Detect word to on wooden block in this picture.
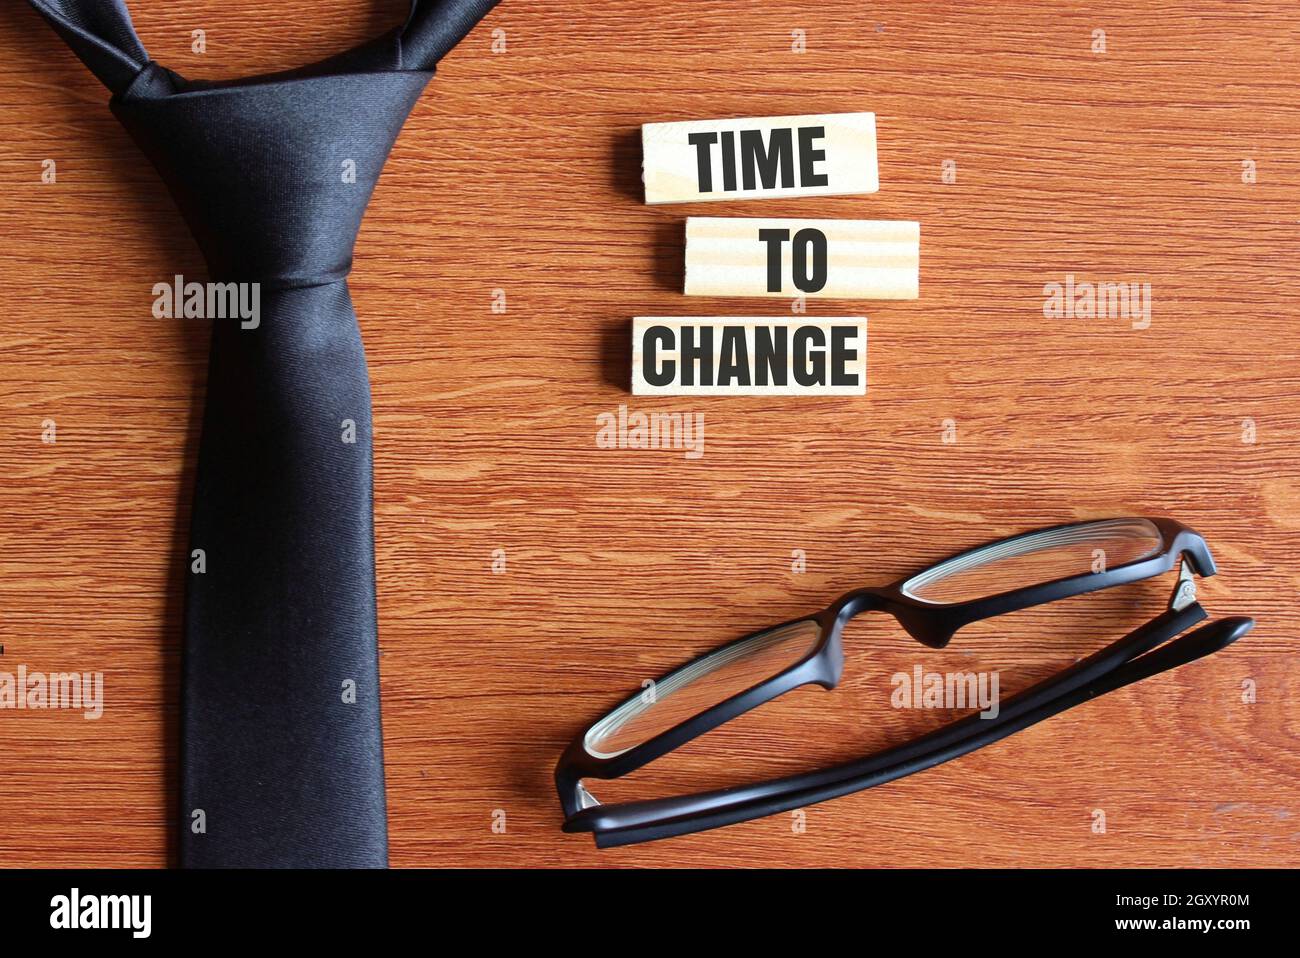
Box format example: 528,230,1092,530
642,112,879,204
684,217,919,300
632,317,867,396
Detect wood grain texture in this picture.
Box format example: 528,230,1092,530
0,0,1297,869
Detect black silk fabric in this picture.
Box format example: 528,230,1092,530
28,0,499,867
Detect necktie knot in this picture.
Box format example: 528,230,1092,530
112,65,433,288
30,0,501,288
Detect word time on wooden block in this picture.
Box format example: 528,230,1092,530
684,216,919,300
631,317,867,396
642,112,879,204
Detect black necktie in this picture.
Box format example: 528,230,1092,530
28,0,499,868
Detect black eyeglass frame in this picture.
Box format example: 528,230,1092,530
556,516,1228,845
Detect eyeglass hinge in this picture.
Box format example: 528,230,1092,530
1170,558,1197,611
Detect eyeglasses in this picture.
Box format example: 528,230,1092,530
555,517,1253,847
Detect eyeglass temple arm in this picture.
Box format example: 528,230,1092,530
576,606,1253,847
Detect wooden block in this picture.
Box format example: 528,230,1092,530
684,217,919,300
631,317,867,396
642,112,879,204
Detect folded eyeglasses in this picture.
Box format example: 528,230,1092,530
556,517,1253,847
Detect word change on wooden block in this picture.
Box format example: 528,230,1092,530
684,217,919,300
642,112,879,204
631,317,867,396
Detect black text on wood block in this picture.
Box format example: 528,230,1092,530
642,112,879,204
632,317,868,396
684,217,919,300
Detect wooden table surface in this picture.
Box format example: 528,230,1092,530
1,0,1296,868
